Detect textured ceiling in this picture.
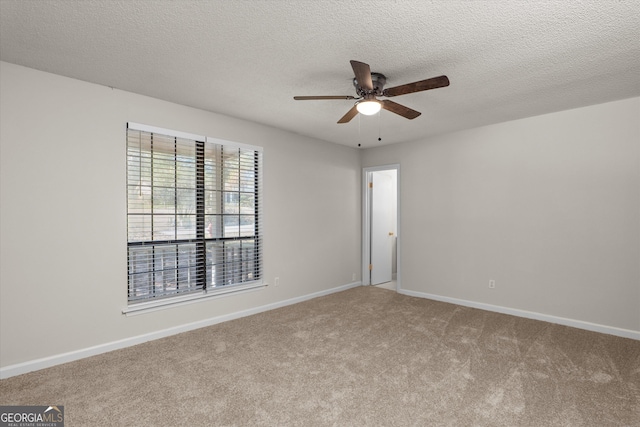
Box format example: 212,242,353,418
1,0,639,148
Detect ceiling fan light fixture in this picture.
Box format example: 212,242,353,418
356,100,381,116
294,60,449,124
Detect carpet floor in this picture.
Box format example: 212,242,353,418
1,286,639,426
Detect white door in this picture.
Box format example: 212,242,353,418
371,171,394,285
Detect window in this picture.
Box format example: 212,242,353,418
126,123,263,308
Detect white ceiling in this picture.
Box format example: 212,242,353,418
1,0,639,148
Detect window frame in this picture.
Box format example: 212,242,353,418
123,123,264,315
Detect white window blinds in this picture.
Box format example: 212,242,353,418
126,123,263,305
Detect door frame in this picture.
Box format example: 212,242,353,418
362,164,401,289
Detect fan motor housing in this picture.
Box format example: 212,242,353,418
353,72,387,95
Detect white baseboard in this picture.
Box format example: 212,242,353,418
398,288,640,341
0,281,361,379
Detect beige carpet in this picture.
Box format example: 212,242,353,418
1,286,639,426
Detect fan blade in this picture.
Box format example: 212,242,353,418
337,105,359,124
381,100,421,119
383,75,449,97
294,95,356,100
350,60,373,91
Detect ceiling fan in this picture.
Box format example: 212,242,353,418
294,60,449,123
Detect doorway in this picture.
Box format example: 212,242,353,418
362,165,400,290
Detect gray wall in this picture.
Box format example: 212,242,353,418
363,97,640,332
0,62,362,369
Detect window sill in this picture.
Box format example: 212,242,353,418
122,281,267,316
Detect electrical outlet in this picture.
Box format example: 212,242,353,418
489,279,496,289
274,277,280,286
352,273,357,281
